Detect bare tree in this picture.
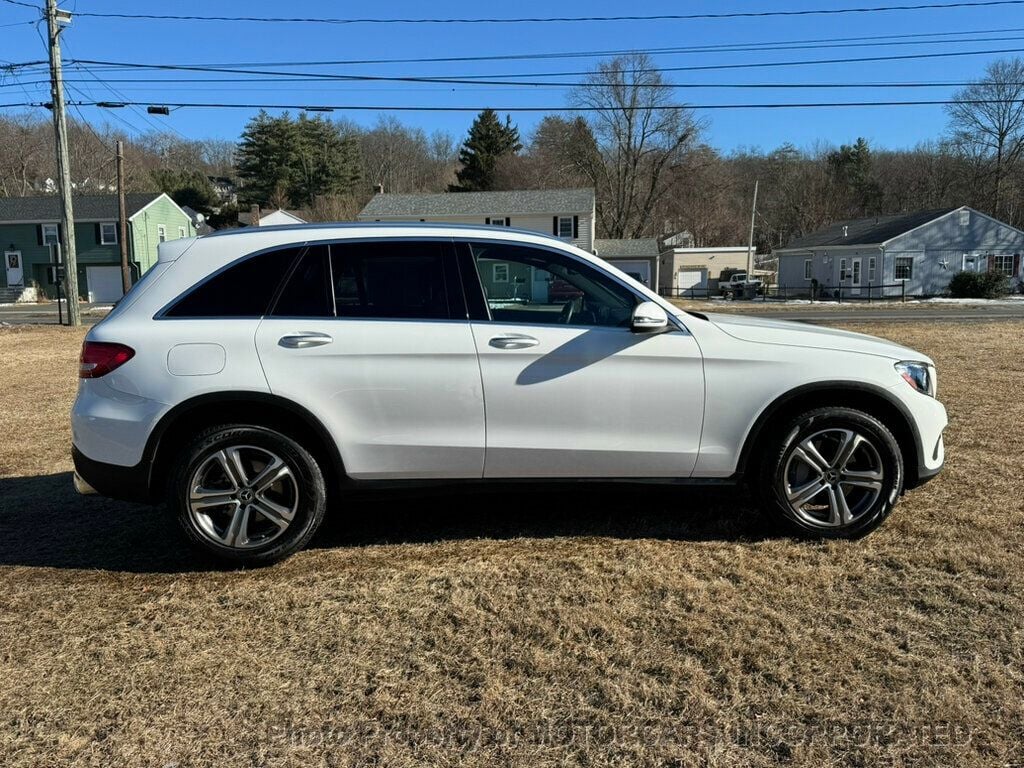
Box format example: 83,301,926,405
0,115,49,196
358,117,456,194
569,53,701,238
946,57,1024,220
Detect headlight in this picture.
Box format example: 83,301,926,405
895,361,935,397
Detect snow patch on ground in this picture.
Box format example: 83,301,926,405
921,296,1024,305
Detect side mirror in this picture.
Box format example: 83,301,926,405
631,301,669,333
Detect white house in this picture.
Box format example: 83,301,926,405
357,188,596,252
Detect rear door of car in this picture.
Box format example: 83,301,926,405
255,238,485,480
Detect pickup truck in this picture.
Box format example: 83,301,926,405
719,273,764,297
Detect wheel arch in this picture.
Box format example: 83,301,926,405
736,381,923,488
144,391,346,502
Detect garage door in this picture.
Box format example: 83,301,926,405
677,269,707,290
85,266,124,303
606,259,651,286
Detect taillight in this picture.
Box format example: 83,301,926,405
79,341,135,378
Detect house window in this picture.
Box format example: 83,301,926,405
492,263,509,283
100,222,117,245
959,209,970,227
894,256,914,281
157,225,166,242
868,257,876,282
991,254,1015,275
487,217,509,227
803,259,812,280
42,223,59,246
178,226,186,239
839,258,848,281
557,216,574,239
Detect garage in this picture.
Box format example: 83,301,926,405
593,238,660,289
606,259,651,286
85,266,124,303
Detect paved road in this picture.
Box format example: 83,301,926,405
2,301,1023,327
0,302,109,326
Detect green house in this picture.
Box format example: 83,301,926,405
0,193,196,303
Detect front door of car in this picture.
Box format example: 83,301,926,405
461,240,705,478
255,240,485,480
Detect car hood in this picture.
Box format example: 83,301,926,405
698,311,932,363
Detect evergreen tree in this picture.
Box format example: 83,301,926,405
236,111,362,209
450,109,522,192
828,137,883,216
291,114,362,207
236,111,298,206
150,168,217,214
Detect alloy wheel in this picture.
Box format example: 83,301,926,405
782,428,885,529
187,445,299,550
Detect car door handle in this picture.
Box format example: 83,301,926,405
489,334,539,350
278,332,333,349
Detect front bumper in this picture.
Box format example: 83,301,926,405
72,444,154,503
906,433,944,490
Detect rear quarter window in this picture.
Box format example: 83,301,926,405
163,246,303,318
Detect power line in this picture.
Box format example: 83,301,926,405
0,0,40,9
61,39,189,139
66,0,1024,25
0,97,1016,112
5,77,1014,90
67,46,1024,86
117,26,1024,68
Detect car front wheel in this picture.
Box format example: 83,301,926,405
172,425,327,565
760,407,904,539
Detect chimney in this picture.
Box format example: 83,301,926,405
250,203,260,227
375,183,385,194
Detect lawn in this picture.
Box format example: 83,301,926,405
0,321,1022,766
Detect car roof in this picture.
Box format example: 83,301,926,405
201,220,568,244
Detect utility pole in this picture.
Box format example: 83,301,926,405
116,140,131,294
746,179,759,278
45,0,80,325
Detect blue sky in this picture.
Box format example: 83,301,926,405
2,0,1022,153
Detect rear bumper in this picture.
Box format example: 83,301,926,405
72,444,154,503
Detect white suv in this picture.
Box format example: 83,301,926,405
72,224,947,564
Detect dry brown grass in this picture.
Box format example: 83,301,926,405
668,297,1024,313
1,322,1022,767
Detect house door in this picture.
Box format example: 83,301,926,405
4,251,23,287
850,257,862,295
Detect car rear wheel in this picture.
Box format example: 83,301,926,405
760,407,904,539
172,425,327,565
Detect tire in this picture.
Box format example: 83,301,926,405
171,424,327,565
758,407,904,539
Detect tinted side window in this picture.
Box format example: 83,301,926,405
469,242,636,328
165,246,301,318
330,241,451,320
271,245,333,317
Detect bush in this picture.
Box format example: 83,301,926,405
947,270,1010,298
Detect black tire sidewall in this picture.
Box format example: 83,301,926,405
172,425,327,565
762,407,904,539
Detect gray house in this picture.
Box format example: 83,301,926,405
775,206,1024,297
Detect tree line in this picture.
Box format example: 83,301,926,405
1,54,1022,249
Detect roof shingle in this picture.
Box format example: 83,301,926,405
593,238,660,257
780,207,959,249
0,193,163,223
